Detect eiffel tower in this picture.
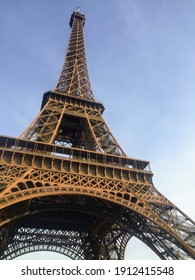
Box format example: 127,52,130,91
0,9,195,260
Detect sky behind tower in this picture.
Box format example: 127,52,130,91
0,0,195,260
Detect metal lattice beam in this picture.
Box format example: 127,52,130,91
0,10,195,260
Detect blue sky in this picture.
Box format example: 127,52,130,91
0,0,195,260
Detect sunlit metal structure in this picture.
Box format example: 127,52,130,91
0,10,195,260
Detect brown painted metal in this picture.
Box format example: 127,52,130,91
0,10,195,260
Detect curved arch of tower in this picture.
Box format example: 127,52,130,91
0,10,195,260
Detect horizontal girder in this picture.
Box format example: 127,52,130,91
0,140,195,259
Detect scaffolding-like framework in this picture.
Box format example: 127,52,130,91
0,11,194,260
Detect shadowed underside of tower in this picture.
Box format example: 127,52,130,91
0,10,194,260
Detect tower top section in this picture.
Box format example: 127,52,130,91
69,10,85,28
55,10,95,101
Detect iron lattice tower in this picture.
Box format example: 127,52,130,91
0,10,195,260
